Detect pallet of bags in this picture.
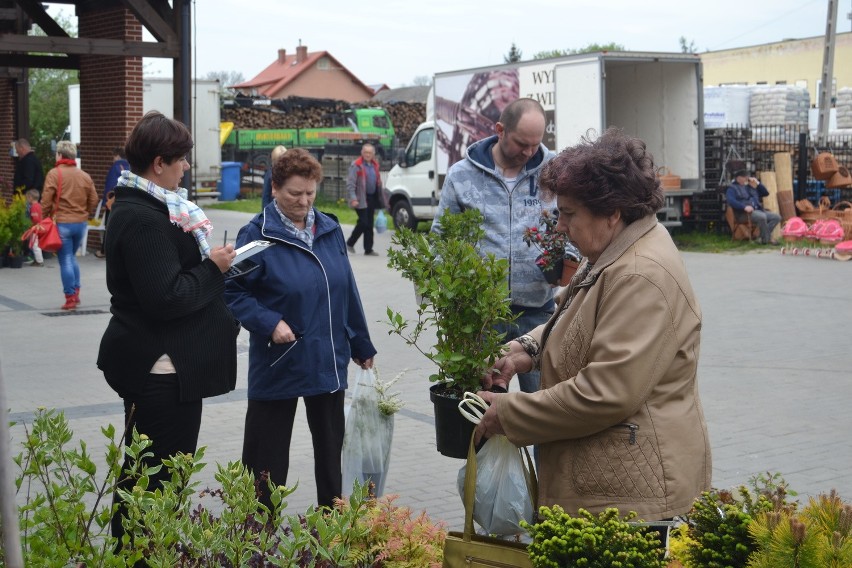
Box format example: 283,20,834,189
836,88,852,130
749,85,809,126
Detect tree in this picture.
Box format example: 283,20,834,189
504,43,523,63
533,49,570,59
205,70,245,100
533,42,626,60
679,36,697,54
27,13,78,168
411,75,432,87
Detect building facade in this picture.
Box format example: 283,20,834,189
701,32,852,105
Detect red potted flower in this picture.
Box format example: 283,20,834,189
522,209,581,286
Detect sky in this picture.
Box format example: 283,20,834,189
50,0,850,89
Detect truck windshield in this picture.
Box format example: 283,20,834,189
407,128,433,166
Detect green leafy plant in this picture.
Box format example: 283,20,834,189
5,194,31,256
668,472,794,568
3,408,448,567
385,208,517,394
0,198,12,254
521,505,666,568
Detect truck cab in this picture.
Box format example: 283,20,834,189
385,120,441,229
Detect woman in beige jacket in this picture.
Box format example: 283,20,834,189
476,128,711,529
41,140,98,310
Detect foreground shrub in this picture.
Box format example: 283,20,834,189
748,489,852,568
3,408,445,567
522,506,666,568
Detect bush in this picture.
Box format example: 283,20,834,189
522,506,666,568
3,408,446,567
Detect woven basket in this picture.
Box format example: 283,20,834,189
811,152,839,180
826,166,852,189
659,167,681,190
830,202,852,238
795,197,827,223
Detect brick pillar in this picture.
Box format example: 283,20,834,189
0,79,18,202
78,7,143,251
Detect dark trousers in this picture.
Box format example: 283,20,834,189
347,192,380,253
111,373,202,545
242,390,345,510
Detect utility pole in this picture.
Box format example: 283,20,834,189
0,363,23,567
817,0,839,147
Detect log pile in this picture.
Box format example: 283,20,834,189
222,103,350,130
379,102,426,145
222,97,427,146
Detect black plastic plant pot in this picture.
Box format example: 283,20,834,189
429,383,475,459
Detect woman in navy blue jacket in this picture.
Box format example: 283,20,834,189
225,148,377,510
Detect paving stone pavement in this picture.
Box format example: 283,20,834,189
1,206,850,532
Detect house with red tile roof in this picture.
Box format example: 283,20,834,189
231,44,376,103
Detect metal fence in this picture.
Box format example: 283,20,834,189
705,124,852,202
690,125,852,235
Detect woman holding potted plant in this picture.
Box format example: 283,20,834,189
475,128,712,532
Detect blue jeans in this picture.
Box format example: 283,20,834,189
57,222,87,294
494,303,554,393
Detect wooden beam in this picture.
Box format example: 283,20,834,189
120,0,176,43
0,67,26,79
0,33,178,58
0,53,80,70
15,0,69,38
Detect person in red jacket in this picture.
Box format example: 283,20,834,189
24,188,44,266
345,144,388,256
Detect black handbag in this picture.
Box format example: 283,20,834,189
442,433,537,568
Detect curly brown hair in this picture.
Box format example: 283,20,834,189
271,148,322,188
539,128,664,225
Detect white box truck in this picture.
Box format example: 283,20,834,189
385,51,705,229
67,78,221,193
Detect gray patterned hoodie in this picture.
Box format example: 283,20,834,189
432,135,556,309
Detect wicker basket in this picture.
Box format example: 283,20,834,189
659,167,681,190
811,152,839,180
830,201,852,238
795,197,829,224
826,166,852,189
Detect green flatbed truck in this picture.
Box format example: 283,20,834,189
221,106,395,174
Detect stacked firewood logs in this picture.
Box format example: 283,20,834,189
378,102,426,145
222,98,426,146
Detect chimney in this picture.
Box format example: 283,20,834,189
278,49,287,64
296,45,307,63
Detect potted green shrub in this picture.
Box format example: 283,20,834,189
6,194,31,267
522,506,667,567
386,208,516,459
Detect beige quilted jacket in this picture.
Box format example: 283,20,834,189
496,214,712,521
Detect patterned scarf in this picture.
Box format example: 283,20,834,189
116,170,213,258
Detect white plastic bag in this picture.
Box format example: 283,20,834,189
457,434,533,535
342,368,394,496
375,209,388,234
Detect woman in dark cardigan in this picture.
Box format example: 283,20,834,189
97,111,238,545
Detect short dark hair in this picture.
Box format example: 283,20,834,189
539,127,664,225
498,98,546,133
112,146,126,159
124,111,193,174
271,148,322,187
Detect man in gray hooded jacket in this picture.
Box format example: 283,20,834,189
432,98,556,394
